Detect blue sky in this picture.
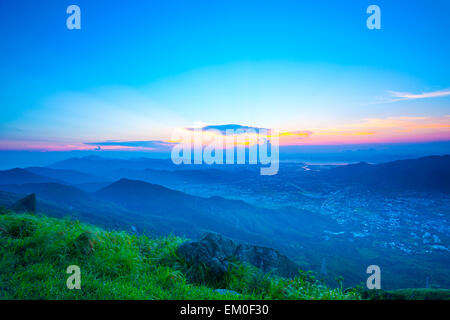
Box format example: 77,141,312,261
0,0,449,152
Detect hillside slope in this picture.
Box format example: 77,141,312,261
0,211,359,300
324,155,450,193
0,168,61,185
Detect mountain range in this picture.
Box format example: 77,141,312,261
0,154,449,289
323,155,450,193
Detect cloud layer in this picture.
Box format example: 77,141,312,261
389,89,450,101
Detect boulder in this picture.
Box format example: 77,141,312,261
214,289,240,296
12,193,36,213
178,232,300,279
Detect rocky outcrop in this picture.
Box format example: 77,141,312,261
178,232,300,279
214,289,240,296
12,193,36,213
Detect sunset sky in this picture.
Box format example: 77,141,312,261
1,0,449,152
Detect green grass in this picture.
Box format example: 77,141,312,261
0,210,362,300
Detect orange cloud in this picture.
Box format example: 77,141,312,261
280,116,450,145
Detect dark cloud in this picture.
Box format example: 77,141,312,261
84,140,175,148
186,124,268,135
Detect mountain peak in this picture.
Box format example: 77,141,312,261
0,168,58,185
97,178,175,195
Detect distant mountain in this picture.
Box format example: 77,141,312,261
73,182,112,192
25,166,107,185
107,168,255,188
0,168,61,185
0,183,149,233
49,156,178,175
0,182,100,210
0,178,340,255
96,178,269,219
325,155,450,193
94,178,341,246
95,178,194,208
0,190,73,218
94,178,258,239
49,155,260,181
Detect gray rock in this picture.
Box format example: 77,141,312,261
178,232,300,279
214,289,240,296
12,193,36,213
